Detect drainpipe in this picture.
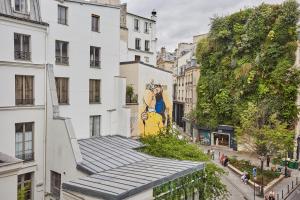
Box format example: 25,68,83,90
43,24,49,199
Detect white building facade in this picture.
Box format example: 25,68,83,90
0,0,48,199
120,4,157,66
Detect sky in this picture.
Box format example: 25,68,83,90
121,0,290,51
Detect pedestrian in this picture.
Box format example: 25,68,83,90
224,156,229,167
211,149,215,160
220,153,224,165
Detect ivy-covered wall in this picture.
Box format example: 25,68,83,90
196,0,300,129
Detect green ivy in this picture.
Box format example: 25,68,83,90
196,0,300,129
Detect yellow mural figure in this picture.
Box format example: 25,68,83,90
139,80,172,136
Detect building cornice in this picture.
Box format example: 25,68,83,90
0,13,48,27
127,12,156,23
128,48,154,55
63,0,121,9
0,105,45,111
0,61,45,69
120,61,172,74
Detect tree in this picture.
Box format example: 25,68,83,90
140,127,229,200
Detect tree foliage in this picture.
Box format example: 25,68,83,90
140,128,229,200
196,0,300,131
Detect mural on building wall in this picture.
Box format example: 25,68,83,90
139,80,172,136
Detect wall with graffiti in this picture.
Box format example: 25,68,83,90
138,80,172,136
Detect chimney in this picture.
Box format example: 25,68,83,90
120,3,127,28
151,9,157,21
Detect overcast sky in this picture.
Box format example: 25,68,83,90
121,0,292,51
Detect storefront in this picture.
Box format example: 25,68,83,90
211,125,237,151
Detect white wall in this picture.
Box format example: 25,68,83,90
40,0,126,139
0,173,18,200
125,14,157,65
0,17,47,200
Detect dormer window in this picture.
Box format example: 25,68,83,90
14,0,28,14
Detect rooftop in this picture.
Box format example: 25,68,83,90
0,152,22,167
63,136,204,200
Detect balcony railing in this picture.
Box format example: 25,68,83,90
16,152,34,162
56,56,69,65
145,48,150,52
16,98,34,105
15,50,31,61
90,60,101,68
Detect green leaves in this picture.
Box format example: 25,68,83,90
196,0,300,130
140,128,229,200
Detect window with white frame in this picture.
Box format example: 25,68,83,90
144,22,149,33
14,0,29,13
145,40,150,52
15,122,34,162
58,5,68,25
134,18,139,31
91,14,100,32
135,38,141,50
55,77,69,104
55,40,69,65
15,75,34,105
14,33,31,60
90,46,101,68
18,172,33,200
90,115,101,137
89,79,101,104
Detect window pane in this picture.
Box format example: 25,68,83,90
23,36,30,52
14,34,21,52
55,41,60,57
15,0,20,11
62,42,68,57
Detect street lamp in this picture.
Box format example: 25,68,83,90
258,156,266,196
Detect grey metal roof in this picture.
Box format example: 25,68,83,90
63,136,204,200
0,0,46,25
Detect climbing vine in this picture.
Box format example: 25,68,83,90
196,0,300,129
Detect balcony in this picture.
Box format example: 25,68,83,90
90,60,101,68
56,56,69,65
15,98,34,105
16,152,34,162
14,51,31,61
145,48,150,52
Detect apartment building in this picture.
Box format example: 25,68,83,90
0,0,48,199
0,1,204,199
120,4,157,65
157,47,176,72
173,35,206,129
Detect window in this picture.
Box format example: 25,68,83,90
134,55,140,62
55,40,69,65
18,173,33,200
89,79,101,104
135,38,141,50
58,5,67,25
145,40,150,52
90,46,101,68
14,33,30,60
144,56,149,63
144,22,149,33
91,15,100,32
51,171,61,200
90,115,101,137
15,123,34,162
15,0,28,13
134,19,139,31
55,77,69,104
15,75,34,105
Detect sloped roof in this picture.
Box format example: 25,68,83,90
63,136,204,200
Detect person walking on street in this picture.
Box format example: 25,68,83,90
211,149,215,160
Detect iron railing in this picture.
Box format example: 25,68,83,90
15,50,31,61
56,56,69,65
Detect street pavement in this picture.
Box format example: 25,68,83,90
199,145,300,200
286,184,300,200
